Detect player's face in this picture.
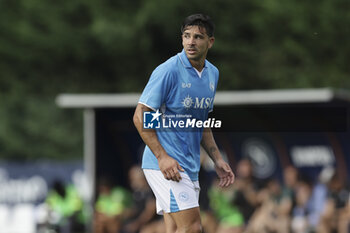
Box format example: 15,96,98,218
182,26,215,63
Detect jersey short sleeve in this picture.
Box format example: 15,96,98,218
208,67,219,113
139,66,174,110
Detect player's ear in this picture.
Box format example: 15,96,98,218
208,37,215,49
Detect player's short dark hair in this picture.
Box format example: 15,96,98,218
181,14,215,37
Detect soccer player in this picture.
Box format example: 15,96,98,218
133,14,235,233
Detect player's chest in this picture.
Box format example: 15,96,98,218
169,72,216,110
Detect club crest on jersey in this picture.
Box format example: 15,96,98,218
210,82,215,92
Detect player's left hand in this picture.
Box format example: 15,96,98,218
214,159,235,187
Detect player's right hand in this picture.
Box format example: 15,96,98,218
158,154,184,182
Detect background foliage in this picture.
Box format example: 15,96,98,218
0,0,349,159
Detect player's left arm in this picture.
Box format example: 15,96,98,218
201,127,235,187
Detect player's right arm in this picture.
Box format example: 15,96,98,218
133,103,184,182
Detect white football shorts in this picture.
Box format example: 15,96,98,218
143,169,200,215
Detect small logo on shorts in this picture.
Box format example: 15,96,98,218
178,192,189,202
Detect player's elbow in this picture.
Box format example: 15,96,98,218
133,104,143,129
133,108,140,128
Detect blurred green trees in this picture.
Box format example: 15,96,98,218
0,0,349,159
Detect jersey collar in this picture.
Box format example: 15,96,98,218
178,49,208,69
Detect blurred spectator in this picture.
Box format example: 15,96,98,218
208,180,244,233
94,177,132,233
246,179,289,233
121,165,161,233
281,166,299,210
207,158,260,233
290,176,313,233
278,165,299,231
44,179,85,233
245,166,298,233
318,172,350,233
304,166,333,232
232,159,260,223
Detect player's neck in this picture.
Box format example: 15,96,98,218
189,59,205,72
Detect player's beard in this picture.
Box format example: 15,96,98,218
186,47,207,62
185,47,199,60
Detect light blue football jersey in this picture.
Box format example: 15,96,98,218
139,49,219,181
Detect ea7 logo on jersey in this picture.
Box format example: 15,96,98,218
182,82,191,88
143,110,161,129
